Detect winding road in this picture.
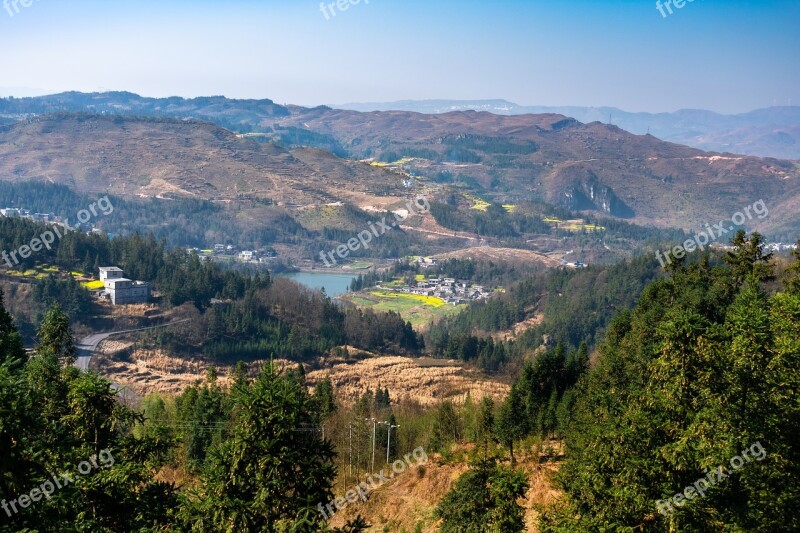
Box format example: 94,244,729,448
75,319,191,371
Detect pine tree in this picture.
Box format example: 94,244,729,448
787,238,800,295
0,288,25,365
36,302,76,364
179,364,337,531
724,230,775,288
495,385,526,465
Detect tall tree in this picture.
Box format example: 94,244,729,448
179,365,337,531
36,302,76,364
0,288,25,365
494,385,526,465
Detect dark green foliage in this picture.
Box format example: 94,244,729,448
314,377,338,421
0,181,279,249
724,230,775,287
33,274,94,321
0,289,25,365
541,234,800,532
426,255,663,375
785,238,800,295
35,303,76,364
494,385,527,464
435,457,528,533
269,125,348,156
518,255,663,350
0,301,177,532
430,401,463,453
175,375,229,472
201,280,420,362
0,294,370,532
441,134,539,155
177,364,338,531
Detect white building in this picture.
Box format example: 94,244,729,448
99,267,151,305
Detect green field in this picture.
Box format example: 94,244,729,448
347,261,374,270
343,290,467,328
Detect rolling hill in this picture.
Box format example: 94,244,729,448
335,99,800,160
275,107,800,235
1,93,799,241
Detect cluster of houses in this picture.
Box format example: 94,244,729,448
187,245,278,263
0,207,103,234
416,257,439,269
0,207,57,221
765,242,799,253
383,277,490,306
212,244,278,262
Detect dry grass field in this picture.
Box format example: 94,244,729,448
306,355,509,407
326,442,563,533
92,340,509,407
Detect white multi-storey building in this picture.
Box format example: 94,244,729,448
99,267,151,305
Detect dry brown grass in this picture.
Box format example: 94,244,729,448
307,355,509,407
92,340,298,395
433,246,562,268
327,455,467,532
327,442,564,532
92,337,509,408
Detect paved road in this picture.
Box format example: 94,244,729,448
75,319,191,371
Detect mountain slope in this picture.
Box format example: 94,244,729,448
0,114,406,207
334,100,800,160
275,107,800,234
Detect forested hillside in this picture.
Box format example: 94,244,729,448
538,234,800,531
1,231,798,531
0,216,420,360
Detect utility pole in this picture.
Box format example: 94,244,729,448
386,423,400,464
365,418,377,473
349,424,353,484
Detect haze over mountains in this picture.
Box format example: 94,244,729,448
335,99,800,160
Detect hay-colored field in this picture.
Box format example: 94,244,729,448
327,440,562,533
93,340,298,396
307,355,508,407
433,246,561,268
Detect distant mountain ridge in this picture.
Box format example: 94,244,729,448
2,93,800,239
334,100,800,160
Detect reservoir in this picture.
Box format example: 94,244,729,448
281,271,359,297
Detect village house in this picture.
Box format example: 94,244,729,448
99,266,151,305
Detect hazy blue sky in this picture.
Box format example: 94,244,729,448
0,0,798,113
